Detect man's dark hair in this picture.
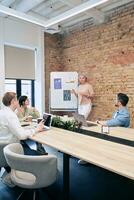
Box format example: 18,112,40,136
18,95,28,106
2,92,16,106
117,93,129,106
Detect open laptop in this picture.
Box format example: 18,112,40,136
73,112,97,127
43,113,53,130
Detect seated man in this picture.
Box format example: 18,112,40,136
0,92,44,186
0,92,44,143
97,93,130,127
79,93,130,165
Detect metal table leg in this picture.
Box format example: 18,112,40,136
63,153,70,200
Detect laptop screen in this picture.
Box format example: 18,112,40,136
43,113,52,129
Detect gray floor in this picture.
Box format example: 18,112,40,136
0,141,134,200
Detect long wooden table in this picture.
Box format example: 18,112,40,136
30,126,134,200
85,121,134,141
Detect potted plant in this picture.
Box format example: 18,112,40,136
52,116,77,131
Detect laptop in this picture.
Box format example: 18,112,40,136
73,112,97,127
43,113,53,130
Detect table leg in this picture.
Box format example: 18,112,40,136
63,153,70,200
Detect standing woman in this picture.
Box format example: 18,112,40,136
72,74,94,165
72,74,94,119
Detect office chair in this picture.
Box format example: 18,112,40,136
0,141,10,173
4,143,57,200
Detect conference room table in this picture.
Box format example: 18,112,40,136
85,121,134,141
29,125,134,200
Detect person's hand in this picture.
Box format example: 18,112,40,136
96,120,100,125
96,120,107,126
35,120,44,132
23,116,29,122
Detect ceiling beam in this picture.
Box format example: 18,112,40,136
59,0,105,24
33,0,58,13
88,8,105,24
62,8,105,27
28,11,48,21
37,2,64,17
0,0,15,17
59,0,81,7
61,14,92,28
0,4,46,26
0,0,109,28
47,6,69,18
0,0,15,6
101,0,134,11
44,0,109,27
14,0,44,13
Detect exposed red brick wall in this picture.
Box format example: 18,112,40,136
45,4,134,127
44,33,63,111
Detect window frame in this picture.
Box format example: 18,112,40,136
5,78,35,106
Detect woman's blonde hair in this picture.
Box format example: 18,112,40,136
79,74,88,82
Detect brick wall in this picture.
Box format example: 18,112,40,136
44,4,134,127
44,33,63,110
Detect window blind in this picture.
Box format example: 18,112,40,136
5,45,35,80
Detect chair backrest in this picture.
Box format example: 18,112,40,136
0,141,10,168
4,143,57,189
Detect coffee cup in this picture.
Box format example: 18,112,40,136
27,115,32,122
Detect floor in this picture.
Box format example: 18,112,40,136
0,142,134,200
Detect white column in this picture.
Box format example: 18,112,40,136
35,28,45,115
0,17,5,108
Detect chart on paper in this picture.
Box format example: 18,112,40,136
50,72,78,111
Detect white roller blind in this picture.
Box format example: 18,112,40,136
5,45,35,79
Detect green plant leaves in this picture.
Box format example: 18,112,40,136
52,116,76,131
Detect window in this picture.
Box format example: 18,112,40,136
5,79,35,106
5,79,16,92
21,80,32,106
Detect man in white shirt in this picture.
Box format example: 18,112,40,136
0,92,45,187
0,92,44,143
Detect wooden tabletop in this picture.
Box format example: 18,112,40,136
30,127,134,180
84,121,134,141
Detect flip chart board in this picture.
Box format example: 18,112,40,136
50,72,78,110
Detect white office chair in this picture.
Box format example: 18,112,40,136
0,141,10,173
4,143,58,200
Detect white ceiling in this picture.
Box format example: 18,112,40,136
0,0,133,34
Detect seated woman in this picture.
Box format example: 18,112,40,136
17,95,40,121
16,95,47,154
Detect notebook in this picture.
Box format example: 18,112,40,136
73,112,97,127
43,113,53,130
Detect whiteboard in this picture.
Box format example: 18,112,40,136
50,72,78,110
